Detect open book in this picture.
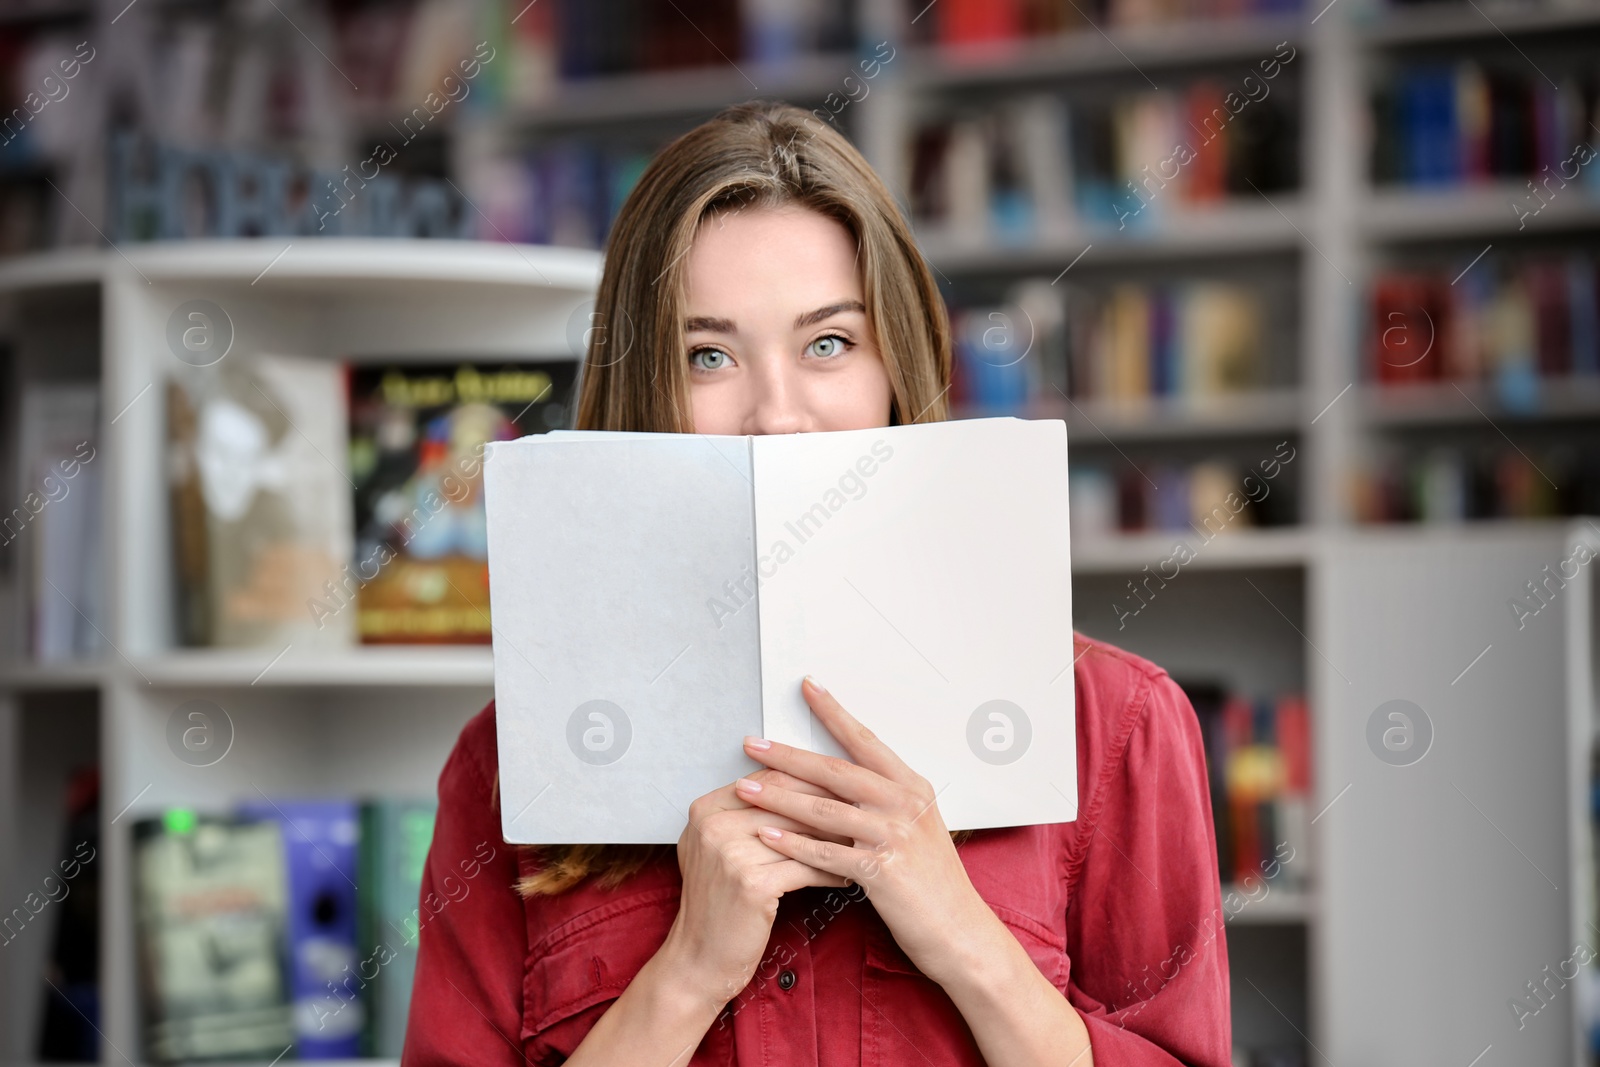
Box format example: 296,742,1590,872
484,417,1075,844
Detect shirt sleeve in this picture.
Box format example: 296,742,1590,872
1064,669,1233,1066
402,703,529,1067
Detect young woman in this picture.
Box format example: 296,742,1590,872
403,101,1231,1066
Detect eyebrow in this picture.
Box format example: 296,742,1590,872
684,300,866,335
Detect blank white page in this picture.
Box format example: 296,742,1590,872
750,419,1077,829
486,434,764,844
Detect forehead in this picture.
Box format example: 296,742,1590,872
683,205,862,314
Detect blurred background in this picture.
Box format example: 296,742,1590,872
0,0,1598,1064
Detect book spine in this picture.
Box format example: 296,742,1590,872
1571,257,1598,376
1380,59,1593,190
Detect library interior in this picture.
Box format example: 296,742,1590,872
0,0,1598,1064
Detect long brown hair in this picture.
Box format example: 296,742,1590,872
518,100,957,896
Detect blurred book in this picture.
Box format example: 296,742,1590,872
347,361,575,643
394,0,478,106
358,800,437,1057
166,356,355,649
952,276,1277,413
1061,452,1299,536
910,82,1299,240
1069,466,1118,543
133,797,437,1061
742,0,855,63
1372,60,1598,191
235,799,363,1059
331,2,413,108
949,279,1072,412
1351,443,1600,524
15,381,101,662
504,0,559,107
35,766,101,1062
911,0,1304,39
133,811,294,1064
1367,251,1599,392
554,0,742,77
1178,682,1312,892
485,139,656,248
0,33,95,172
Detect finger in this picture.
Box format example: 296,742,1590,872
762,857,851,894
735,776,879,844
724,805,853,847
684,815,828,881
757,825,877,883
741,734,892,808
749,767,849,802
800,675,919,786
693,771,847,821
689,795,852,847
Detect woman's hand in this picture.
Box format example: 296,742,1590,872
567,770,853,1067
584,680,1093,1067
732,675,994,986
658,769,852,1014
732,679,1099,1066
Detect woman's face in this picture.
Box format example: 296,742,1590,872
682,204,894,436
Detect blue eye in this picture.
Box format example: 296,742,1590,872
689,348,730,371
807,334,851,358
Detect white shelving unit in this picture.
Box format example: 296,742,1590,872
0,239,597,1064
1362,377,1600,427
882,2,1600,1063
915,201,1306,268
1315,522,1599,1065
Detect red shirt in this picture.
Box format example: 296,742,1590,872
403,633,1232,1066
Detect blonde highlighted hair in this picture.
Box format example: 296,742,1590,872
518,100,957,897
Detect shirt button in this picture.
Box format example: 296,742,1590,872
777,969,797,991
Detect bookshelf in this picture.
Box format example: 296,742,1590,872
1069,526,1313,572
916,202,1306,267
1361,377,1600,427
501,51,862,127
0,239,593,1064
1,0,1598,1064
959,387,1305,439
1362,184,1600,239
1358,1,1600,43
132,647,499,689
896,11,1308,82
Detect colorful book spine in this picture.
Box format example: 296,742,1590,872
1352,445,1600,524
133,812,294,1063
1066,450,1299,537
1369,252,1600,390
950,278,1273,410
911,0,1307,40
359,800,438,1057
1180,685,1313,890
131,797,441,1060
236,800,364,1059
951,307,1034,411
936,0,1021,44
909,80,1298,237
1376,60,1598,188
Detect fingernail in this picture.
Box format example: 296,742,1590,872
744,735,772,750
804,675,827,695
736,777,762,793
759,826,783,841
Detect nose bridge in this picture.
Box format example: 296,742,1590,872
746,342,804,433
